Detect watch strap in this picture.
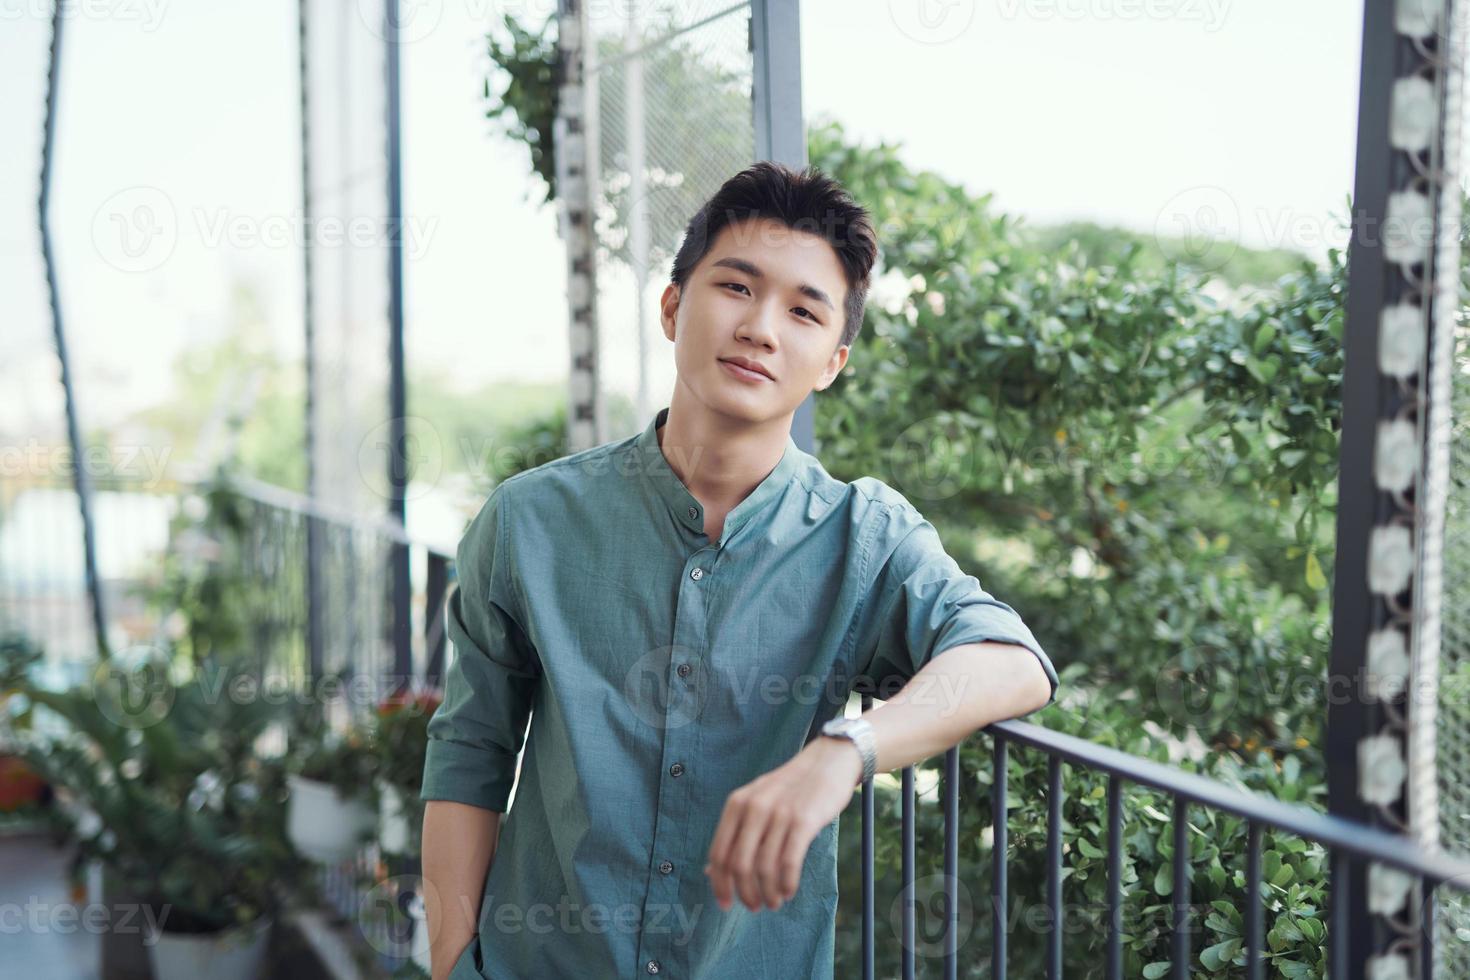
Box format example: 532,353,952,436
826,716,877,784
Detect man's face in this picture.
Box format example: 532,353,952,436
659,216,851,426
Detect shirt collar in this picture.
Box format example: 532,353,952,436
633,405,802,545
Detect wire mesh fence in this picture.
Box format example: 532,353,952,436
583,0,757,440
302,0,393,525
1434,275,1470,977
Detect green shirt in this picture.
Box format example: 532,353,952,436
422,406,1058,980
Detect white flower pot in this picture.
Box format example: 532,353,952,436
286,774,375,863
377,779,414,856
147,915,271,980
410,894,432,973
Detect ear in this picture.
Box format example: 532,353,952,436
659,283,681,342
814,343,850,392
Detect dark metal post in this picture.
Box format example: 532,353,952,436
39,4,109,659
1326,0,1462,971
749,0,813,455
424,552,448,686
298,0,324,683
385,0,412,688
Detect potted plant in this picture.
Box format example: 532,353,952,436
370,688,442,858
285,700,379,863
2,646,303,980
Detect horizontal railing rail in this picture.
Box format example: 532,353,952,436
858,697,1468,980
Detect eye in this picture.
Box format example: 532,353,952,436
719,282,750,295
793,307,817,322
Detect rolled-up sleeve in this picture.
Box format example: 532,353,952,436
421,480,540,812
850,504,1058,709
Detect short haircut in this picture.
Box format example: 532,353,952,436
670,161,878,349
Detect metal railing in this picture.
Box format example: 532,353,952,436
9,472,1470,975
0,474,453,709
853,692,1470,979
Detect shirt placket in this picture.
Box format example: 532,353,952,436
636,504,715,979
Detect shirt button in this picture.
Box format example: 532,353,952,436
676,663,691,677
659,860,674,874
646,960,661,974
669,762,685,777
690,568,704,581
687,506,698,519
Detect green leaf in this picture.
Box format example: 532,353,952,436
1154,862,1172,897
1304,551,1326,590
1201,938,1242,970
1142,963,1171,979
1252,322,1276,354
1263,850,1282,884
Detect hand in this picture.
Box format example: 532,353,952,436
703,737,863,913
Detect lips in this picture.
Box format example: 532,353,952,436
719,356,775,380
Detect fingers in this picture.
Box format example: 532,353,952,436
756,818,796,910
726,798,774,912
777,818,810,902
707,793,814,913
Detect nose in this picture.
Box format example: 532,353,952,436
735,297,780,350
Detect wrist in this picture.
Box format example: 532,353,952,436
817,728,870,787
813,735,864,786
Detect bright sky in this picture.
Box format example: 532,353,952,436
2,0,1368,445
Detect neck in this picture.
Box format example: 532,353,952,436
657,382,790,508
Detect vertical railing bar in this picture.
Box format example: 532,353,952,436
1172,795,1190,979
1047,753,1063,980
384,0,413,689
861,692,874,980
1107,775,1123,980
1329,849,1348,980
902,764,915,980
298,0,323,687
992,736,1008,980
1420,885,1434,980
1246,820,1263,980
424,551,449,685
944,745,958,980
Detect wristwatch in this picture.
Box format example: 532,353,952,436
820,716,878,785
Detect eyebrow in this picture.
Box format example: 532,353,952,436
709,256,836,313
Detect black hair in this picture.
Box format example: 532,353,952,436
669,161,878,349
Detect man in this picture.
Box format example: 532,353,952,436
420,161,1059,980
